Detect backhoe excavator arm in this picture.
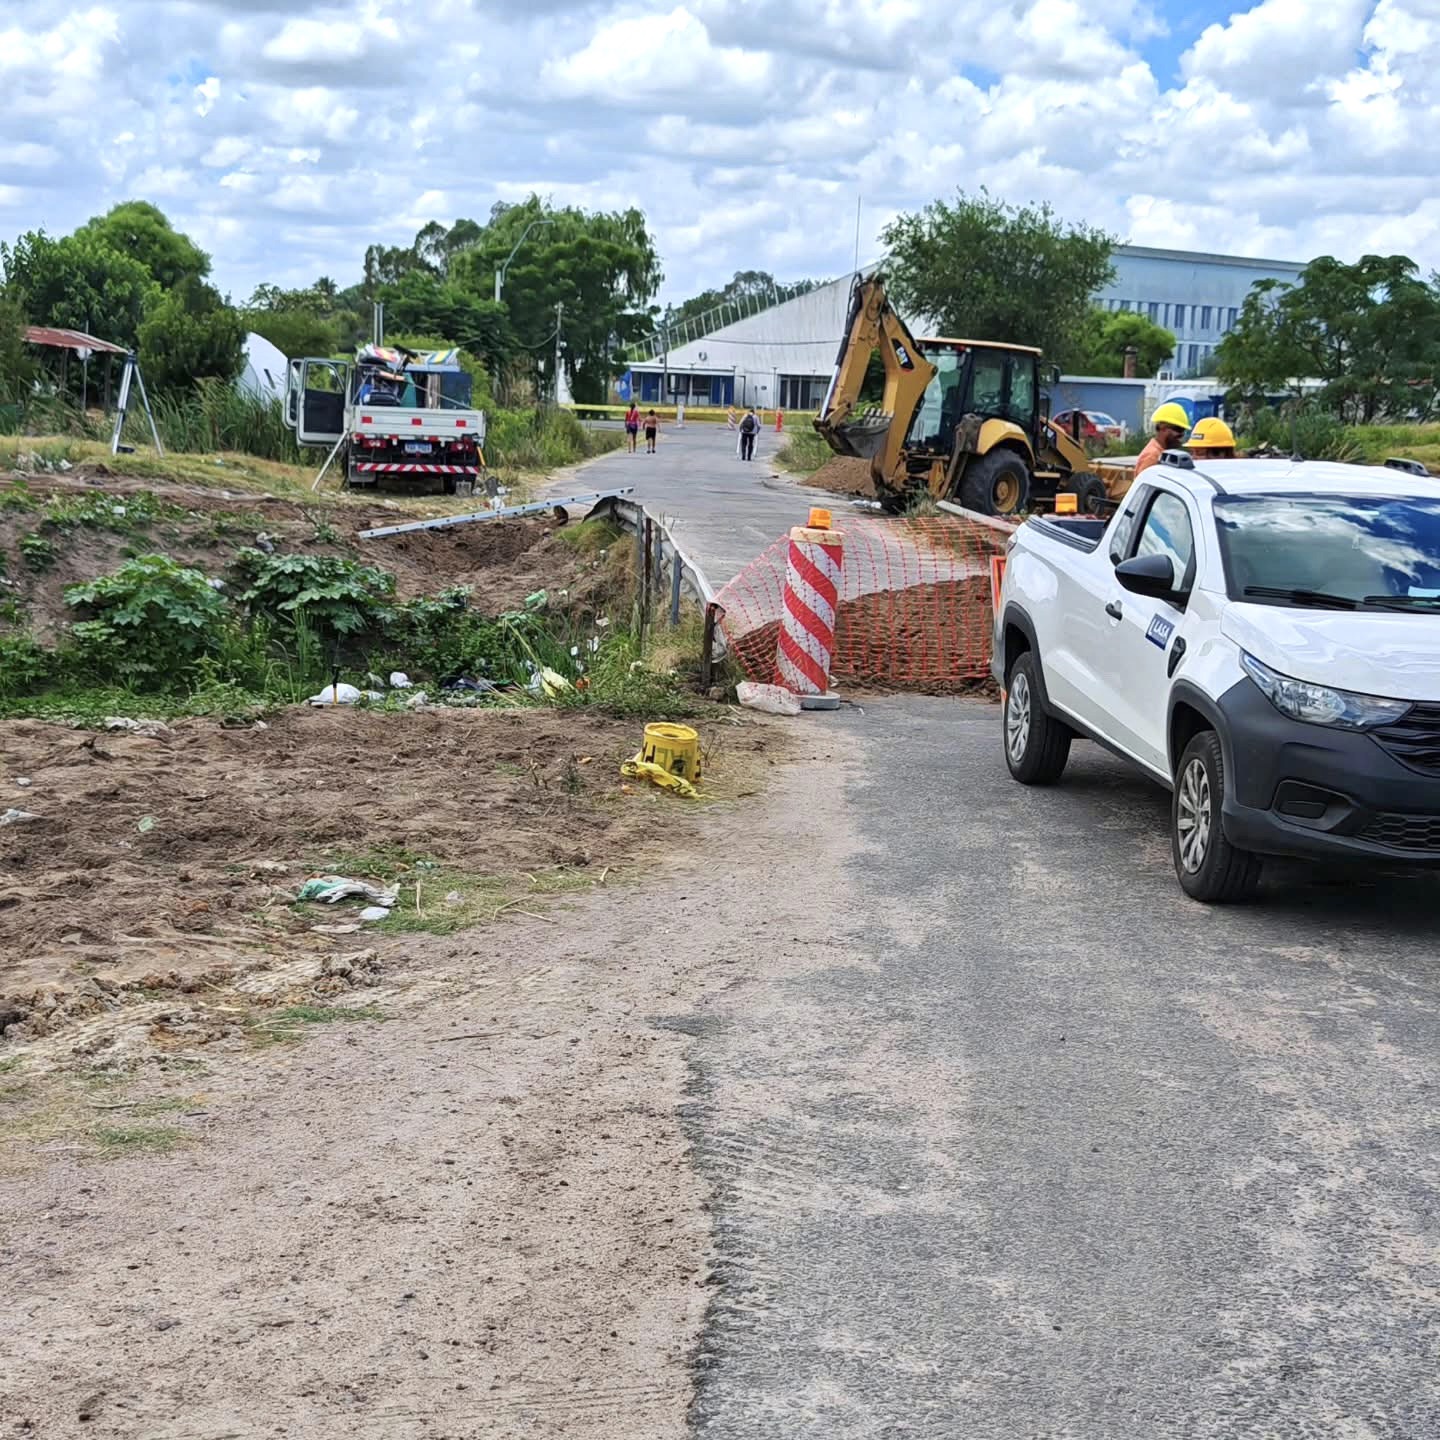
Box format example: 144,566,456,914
814,274,935,495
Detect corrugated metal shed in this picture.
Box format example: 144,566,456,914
24,326,128,355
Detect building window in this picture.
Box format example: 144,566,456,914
1227,307,1238,329
1148,302,1160,322
1199,305,1212,331
1173,304,1186,329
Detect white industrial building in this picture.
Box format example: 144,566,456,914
622,244,1308,411
623,275,858,413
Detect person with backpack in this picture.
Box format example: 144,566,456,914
739,406,760,461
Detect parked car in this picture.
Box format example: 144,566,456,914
994,453,1440,901
1053,409,1127,443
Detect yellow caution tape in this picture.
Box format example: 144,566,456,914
620,753,701,798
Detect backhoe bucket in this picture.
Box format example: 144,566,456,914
814,411,893,461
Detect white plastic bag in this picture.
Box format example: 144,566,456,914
737,682,801,716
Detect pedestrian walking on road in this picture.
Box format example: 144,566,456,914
739,406,759,461
624,402,640,453
643,409,660,454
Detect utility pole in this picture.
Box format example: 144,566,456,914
661,305,671,412
553,301,564,404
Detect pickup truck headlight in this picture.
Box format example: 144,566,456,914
1240,651,1412,731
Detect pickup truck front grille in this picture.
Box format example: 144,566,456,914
1357,812,1440,853
1372,703,1440,776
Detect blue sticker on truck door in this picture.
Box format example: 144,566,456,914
1146,614,1175,650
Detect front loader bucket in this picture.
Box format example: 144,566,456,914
813,411,893,461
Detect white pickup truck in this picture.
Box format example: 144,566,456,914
994,452,1440,901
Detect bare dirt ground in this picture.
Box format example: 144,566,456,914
0,708,797,1439
798,455,874,498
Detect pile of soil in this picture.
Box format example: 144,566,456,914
0,468,623,640
0,705,762,1031
726,577,995,695
801,456,875,497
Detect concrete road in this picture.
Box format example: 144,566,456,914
686,697,1440,1439
549,422,839,589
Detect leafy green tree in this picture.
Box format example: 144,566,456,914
0,229,157,349
378,271,514,380
450,196,662,402
1217,255,1440,421
138,279,246,392
1075,308,1176,377
881,189,1115,365
75,201,210,290
672,270,817,326
0,293,33,407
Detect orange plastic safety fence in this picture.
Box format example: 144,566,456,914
717,514,1018,692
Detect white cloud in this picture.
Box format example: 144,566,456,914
1,0,1439,308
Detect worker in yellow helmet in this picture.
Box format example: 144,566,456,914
1184,416,1237,459
1135,402,1192,476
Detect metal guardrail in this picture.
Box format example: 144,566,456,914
587,494,727,686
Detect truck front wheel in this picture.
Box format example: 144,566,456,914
1173,731,1261,903
1003,652,1071,785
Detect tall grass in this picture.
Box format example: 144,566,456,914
136,381,303,464
485,406,623,469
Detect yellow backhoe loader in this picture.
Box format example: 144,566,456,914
815,274,1109,517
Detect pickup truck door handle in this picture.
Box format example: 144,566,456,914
1104,600,1124,620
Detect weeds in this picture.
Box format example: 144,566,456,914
90,1123,191,1157
19,532,55,571
775,429,830,475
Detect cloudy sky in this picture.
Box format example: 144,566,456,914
3,0,1438,305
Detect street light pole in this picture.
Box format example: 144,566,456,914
494,218,554,305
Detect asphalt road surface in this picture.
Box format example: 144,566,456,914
686,697,1440,1439
563,425,1439,1436
553,421,839,588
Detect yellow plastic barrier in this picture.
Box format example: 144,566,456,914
640,722,701,781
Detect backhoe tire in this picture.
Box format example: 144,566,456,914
960,448,1031,516
1172,731,1261,903
1003,652,1071,785
1070,475,1109,515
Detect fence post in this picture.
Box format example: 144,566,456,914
700,602,721,689
670,550,683,626
641,517,654,639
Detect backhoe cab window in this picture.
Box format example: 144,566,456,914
910,347,964,449
969,352,1006,414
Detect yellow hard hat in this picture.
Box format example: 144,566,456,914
1151,402,1191,432
1184,417,1236,450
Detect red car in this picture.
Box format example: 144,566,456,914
1053,409,1127,442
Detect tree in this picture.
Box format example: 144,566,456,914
378,271,514,380
0,229,157,349
449,196,662,402
75,201,210,290
138,279,246,392
881,190,1115,366
1075,308,1176,377
672,270,817,327
0,293,33,407
1217,255,1440,422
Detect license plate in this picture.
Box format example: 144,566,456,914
404,441,433,454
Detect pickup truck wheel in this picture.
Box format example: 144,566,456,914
960,449,1031,516
1173,731,1261,903
1003,653,1070,785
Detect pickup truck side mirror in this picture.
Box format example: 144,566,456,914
1115,553,1176,598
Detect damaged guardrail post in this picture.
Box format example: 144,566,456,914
700,601,723,689
670,551,683,627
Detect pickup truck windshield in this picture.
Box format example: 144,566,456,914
1215,493,1440,608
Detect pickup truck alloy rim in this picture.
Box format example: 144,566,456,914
1177,758,1212,872
1006,672,1032,762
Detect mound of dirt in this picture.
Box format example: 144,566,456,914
801,456,875,497
726,577,995,695
0,468,622,639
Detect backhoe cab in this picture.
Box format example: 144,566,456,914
815,274,1104,517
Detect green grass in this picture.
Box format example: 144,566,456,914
0,1057,22,1075
775,429,830,475
273,1004,387,1024
90,1123,191,1157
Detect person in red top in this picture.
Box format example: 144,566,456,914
1134,403,1191,476
624,402,640,452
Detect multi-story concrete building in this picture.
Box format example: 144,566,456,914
1097,245,1306,378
